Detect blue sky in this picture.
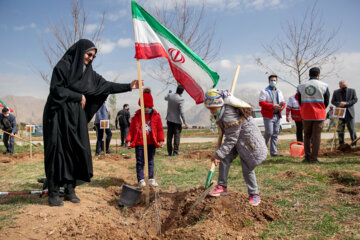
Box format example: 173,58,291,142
1,0,360,119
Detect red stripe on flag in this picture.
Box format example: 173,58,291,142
134,43,168,60
0,104,13,112
168,61,205,104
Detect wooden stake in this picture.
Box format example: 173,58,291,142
29,131,32,159
103,128,106,155
331,118,339,151
230,65,240,94
216,65,241,146
136,59,150,205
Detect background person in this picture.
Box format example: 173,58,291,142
115,104,130,147
0,108,17,155
286,93,303,142
94,101,112,155
43,39,140,207
331,80,358,146
297,67,330,163
259,75,286,157
326,106,336,132
165,85,188,156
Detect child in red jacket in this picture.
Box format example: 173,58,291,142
126,88,164,188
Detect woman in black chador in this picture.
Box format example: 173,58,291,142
43,39,139,206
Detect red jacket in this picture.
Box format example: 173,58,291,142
126,109,164,148
286,94,301,121
259,86,286,119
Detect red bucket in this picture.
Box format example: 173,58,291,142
290,142,304,158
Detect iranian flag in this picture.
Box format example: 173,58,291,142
0,99,13,112
131,0,219,104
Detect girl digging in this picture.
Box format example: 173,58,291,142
126,88,164,188
204,89,267,206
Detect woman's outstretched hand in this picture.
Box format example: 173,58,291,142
80,95,86,109
130,80,144,89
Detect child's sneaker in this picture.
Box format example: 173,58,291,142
138,179,146,188
209,185,227,197
249,194,261,206
149,179,159,187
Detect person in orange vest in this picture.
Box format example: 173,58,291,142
297,67,330,163
286,93,303,142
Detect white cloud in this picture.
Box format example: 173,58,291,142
117,38,133,48
99,40,117,54
85,24,98,34
107,9,128,21
13,23,37,31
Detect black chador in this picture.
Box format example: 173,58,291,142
43,39,132,206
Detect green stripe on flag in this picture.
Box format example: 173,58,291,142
131,0,219,87
0,99,7,108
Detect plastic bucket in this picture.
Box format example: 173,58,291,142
118,184,142,207
290,142,304,158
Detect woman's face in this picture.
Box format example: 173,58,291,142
84,49,96,65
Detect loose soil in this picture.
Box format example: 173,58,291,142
1,153,281,240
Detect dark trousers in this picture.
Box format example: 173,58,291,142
166,121,182,155
337,118,357,145
3,133,14,154
95,123,112,153
303,120,324,162
120,126,129,146
295,121,303,142
135,145,156,182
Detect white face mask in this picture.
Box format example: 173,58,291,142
4,113,9,117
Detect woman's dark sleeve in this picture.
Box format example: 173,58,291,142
94,72,132,95
50,62,82,102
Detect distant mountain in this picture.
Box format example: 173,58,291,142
0,95,45,124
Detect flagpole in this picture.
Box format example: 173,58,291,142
136,59,150,206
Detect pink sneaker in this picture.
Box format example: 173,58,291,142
209,185,227,197
249,195,261,206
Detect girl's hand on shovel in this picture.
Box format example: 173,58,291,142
211,156,221,166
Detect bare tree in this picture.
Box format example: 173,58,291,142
255,2,340,85
146,0,220,88
38,0,105,84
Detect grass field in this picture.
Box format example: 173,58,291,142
0,138,359,239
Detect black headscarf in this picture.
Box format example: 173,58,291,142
49,39,114,121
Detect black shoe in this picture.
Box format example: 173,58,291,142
172,152,179,156
95,152,100,156
302,158,311,163
271,154,283,157
2,151,8,155
64,185,80,203
48,194,64,207
106,150,112,154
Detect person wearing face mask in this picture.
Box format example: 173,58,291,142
259,75,286,157
126,88,164,188
43,39,141,207
204,89,267,206
331,80,358,146
297,67,330,163
0,108,17,155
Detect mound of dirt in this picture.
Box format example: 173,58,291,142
1,185,281,240
329,170,360,186
319,146,360,157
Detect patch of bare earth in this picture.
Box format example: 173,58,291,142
0,153,281,239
